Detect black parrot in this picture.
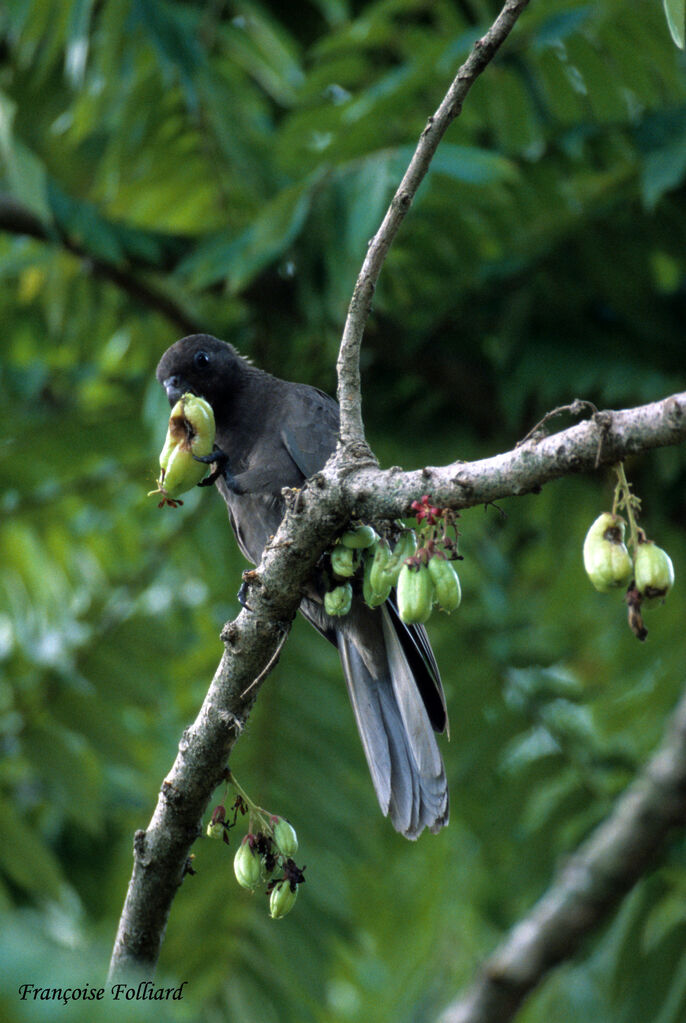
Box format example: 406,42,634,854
156,334,449,839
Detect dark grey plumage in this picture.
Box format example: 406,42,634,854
156,334,449,839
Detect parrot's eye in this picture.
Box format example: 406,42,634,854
194,350,210,369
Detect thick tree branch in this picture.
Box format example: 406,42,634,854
439,684,686,1023
109,390,686,980
336,0,530,447
111,0,535,978
107,0,686,993
108,469,354,979
349,393,686,519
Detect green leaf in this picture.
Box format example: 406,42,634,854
425,143,519,186
179,172,321,291
21,723,103,832
65,0,95,88
309,0,348,27
131,0,202,96
222,3,304,106
664,0,686,48
0,91,50,219
0,797,65,897
637,108,686,208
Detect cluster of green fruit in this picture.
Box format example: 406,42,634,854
207,802,305,920
148,393,215,507
583,512,674,601
583,510,674,642
582,463,676,640
323,496,462,625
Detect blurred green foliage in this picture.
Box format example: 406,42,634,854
1,0,686,1020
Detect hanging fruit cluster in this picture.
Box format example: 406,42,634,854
148,393,216,507
583,463,674,641
323,495,462,625
206,772,305,920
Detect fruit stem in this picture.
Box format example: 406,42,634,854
613,462,641,552
230,773,272,833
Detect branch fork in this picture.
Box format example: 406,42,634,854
108,6,686,1015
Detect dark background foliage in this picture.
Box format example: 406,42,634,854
1,1,686,1020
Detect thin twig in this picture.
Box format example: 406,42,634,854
0,192,201,333
346,392,686,520
240,630,289,698
109,0,535,982
336,0,531,447
517,399,598,445
107,384,686,982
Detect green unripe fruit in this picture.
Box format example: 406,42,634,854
269,881,298,919
583,513,633,593
324,583,353,617
234,838,263,890
272,818,298,858
363,573,391,608
340,525,378,549
634,541,674,606
157,444,206,499
149,393,216,502
397,562,434,624
383,531,417,587
330,544,356,578
158,423,178,472
368,540,391,590
182,394,216,457
428,556,462,613
362,542,392,607
363,566,391,607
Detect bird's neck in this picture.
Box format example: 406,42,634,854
214,366,279,452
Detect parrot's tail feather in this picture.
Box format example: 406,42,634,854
337,609,449,839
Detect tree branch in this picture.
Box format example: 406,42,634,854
336,0,530,447
349,392,686,519
108,390,686,981
438,683,686,1023
0,192,202,334
107,0,686,987
107,471,354,980
111,0,535,978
